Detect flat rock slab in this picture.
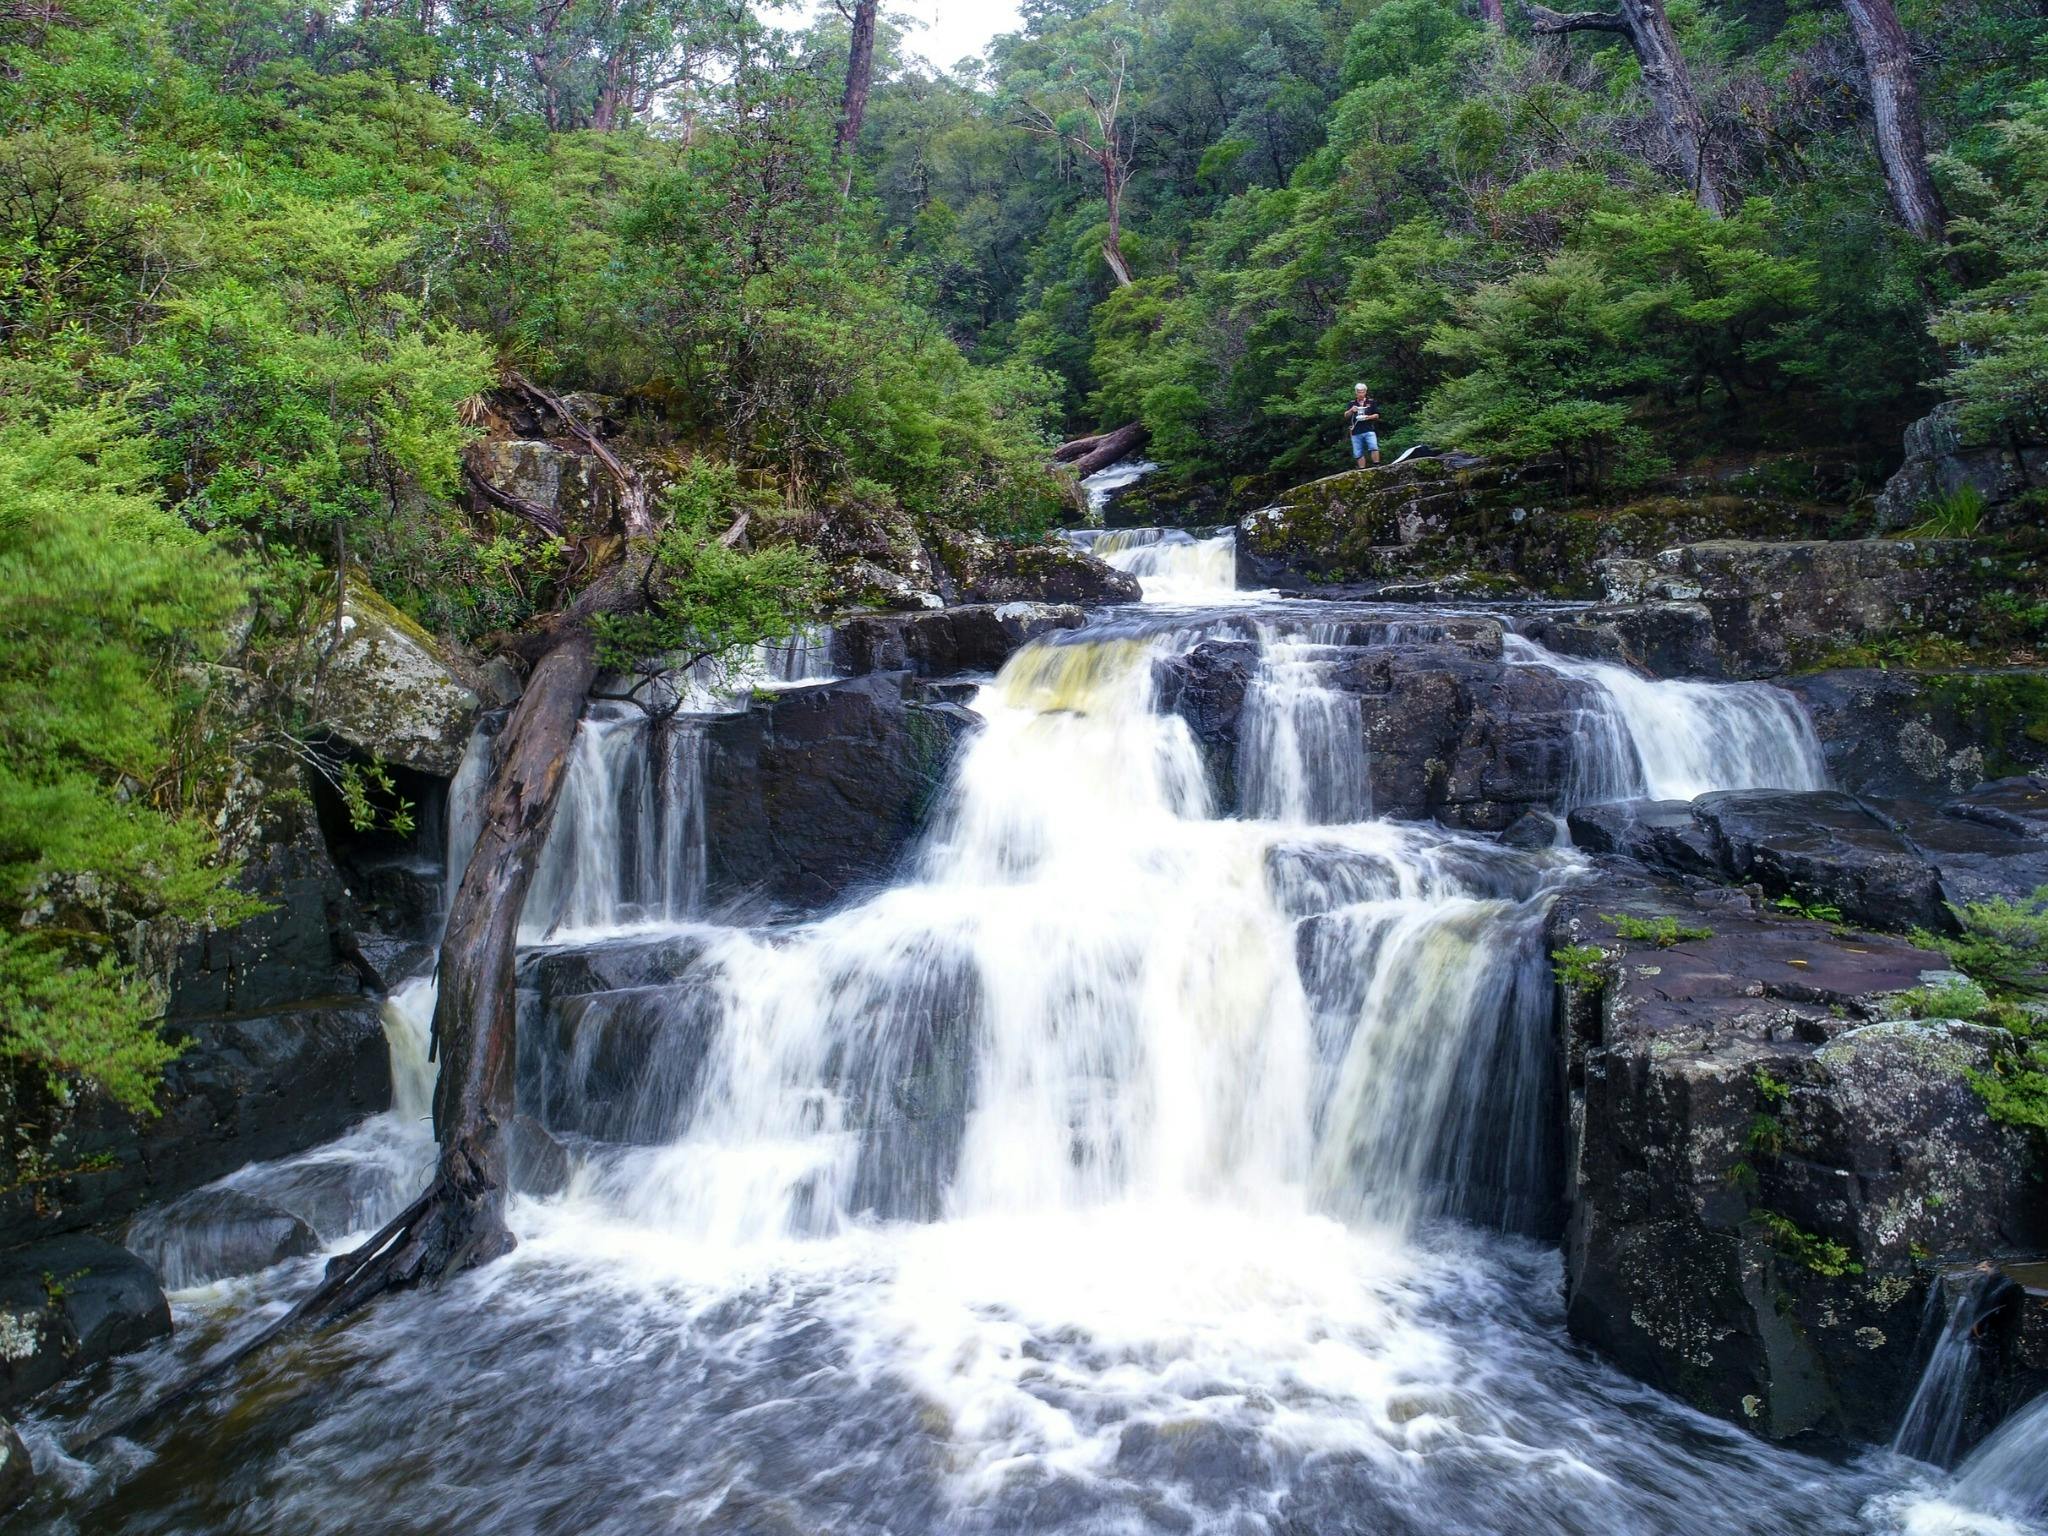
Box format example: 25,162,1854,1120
1569,781,2048,934
0,1236,169,1412
832,602,1085,678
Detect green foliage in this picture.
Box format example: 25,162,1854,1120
1772,894,1844,924
337,761,416,839
0,403,258,1128
1931,102,2048,445
1908,888,2048,1133
1754,1069,1791,1106
1551,943,1609,989
1753,1210,1863,1277
1602,912,1714,947
1903,486,1989,539
591,465,825,674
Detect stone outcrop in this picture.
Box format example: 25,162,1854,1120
0,1235,171,1412
1783,669,2048,796
832,602,1086,677
122,1187,322,1290
1592,540,1990,678
2,1000,392,1244
1551,869,2046,1443
701,673,977,912
304,585,479,776
1236,456,1840,597
1874,404,2048,533
0,1417,30,1512
1567,781,2048,930
924,524,1140,607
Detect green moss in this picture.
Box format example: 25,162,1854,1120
1552,943,1609,989
1754,1210,1863,1277
1603,913,1714,946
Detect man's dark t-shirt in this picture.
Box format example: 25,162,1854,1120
1346,397,1379,432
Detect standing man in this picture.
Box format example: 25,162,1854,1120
1345,383,1381,468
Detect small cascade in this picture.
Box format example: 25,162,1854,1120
382,976,439,1126
1236,625,1371,824
1894,1273,2011,1467
1947,1393,2048,1526
1079,525,1239,604
1078,456,1157,518
522,707,707,941
1503,634,1829,802
749,624,836,686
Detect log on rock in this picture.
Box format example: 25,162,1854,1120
1061,422,1148,479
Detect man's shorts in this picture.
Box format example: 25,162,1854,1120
1351,430,1378,457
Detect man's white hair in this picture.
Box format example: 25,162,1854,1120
1354,382,1367,391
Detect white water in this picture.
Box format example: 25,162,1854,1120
1894,1275,2006,1468
1880,1394,2048,1535
31,585,2007,1535
1503,633,1830,802
1078,455,1157,517
1084,526,1242,605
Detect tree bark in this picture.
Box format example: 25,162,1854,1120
1065,421,1147,478
1479,0,1505,24
1840,0,1945,238
835,0,878,194
1526,0,1723,215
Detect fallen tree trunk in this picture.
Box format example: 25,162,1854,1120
1063,422,1148,479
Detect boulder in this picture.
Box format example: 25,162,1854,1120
0,1417,30,1512
1152,639,1258,811
1874,404,2048,533
1781,669,2048,796
832,603,1086,678
924,525,1140,606
303,585,478,776
701,674,977,912
122,1187,321,1290
1551,871,2044,1443
0,1236,170,1411
0,999,392,1243
466,438,615,540
1607,540,1989,678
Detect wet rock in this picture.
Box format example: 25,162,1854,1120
303,585,478,776
702,674,973,913
1154,639,1258,811
1697,789,1951,932
0,1236,171,1411
1874,404,2048,533
0,1417,30,1512
510,1115,571,1197
1500,810,1561,850
1551,871,2045,1443
832,602,1085,678
1568,788,2048,933
924,525,1140,607
1782,670,2048,796
0,999,392,1244
535,985,721,1144
123,1187,320,1289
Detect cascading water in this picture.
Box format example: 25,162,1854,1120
1893,1273,2009,1468
1077,526,1240,605
27,584,1979,1535
1078,456,1158,518
1503,633,1830,802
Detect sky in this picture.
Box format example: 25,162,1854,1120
810,0,1024,71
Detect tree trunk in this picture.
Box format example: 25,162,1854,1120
835,0,878,194
1065,421,1147,478
1099,153,1134,286
1526,0,1723,215
1840,0,1945,238
1479,0,1505,24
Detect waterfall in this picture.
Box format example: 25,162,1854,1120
532,627,1567,1243
1502,634,1829,803
1078,456,1157,518
1894,1273,2010,1467
1081,526,1239,605
520,707,707,941
1947,1394,2048,1526
1236,625,1371,824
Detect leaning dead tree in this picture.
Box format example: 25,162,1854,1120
1014,39,1139,287
83,385,769,1452
1526,0,1724,216
1839,0,1945,239
834,0,879,196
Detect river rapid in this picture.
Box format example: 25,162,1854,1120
15,530,2040,1536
